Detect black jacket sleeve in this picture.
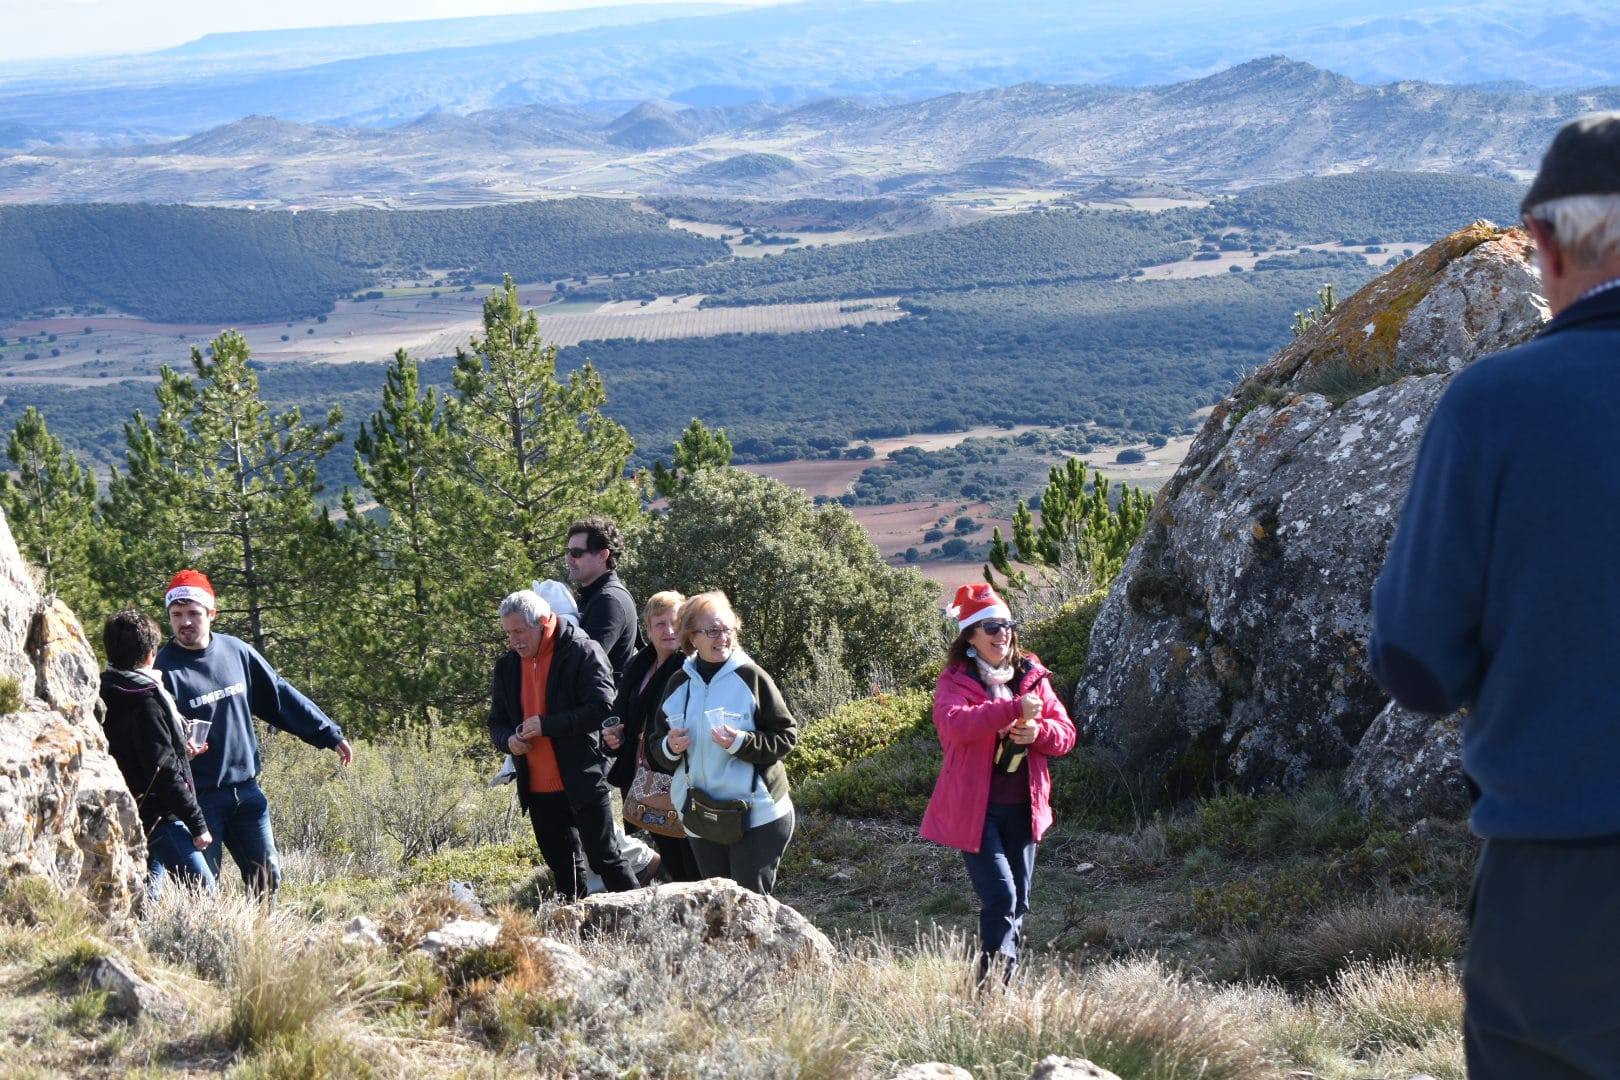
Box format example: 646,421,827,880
539,629,615,738
487,654,520,754
130,698,208,836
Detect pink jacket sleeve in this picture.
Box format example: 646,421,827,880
1031,676,1077,758
932,673,1020,745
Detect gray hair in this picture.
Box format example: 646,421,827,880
498,589,551,628
1526,194,1620,267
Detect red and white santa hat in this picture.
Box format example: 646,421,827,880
165,569,216,612
947,582,1011,632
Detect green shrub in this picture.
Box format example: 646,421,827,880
1048,746,1139,830
1190,863,1332,933
405,841,537,903
788,689,932,785
1021,589,1107,699
0,674,21,714
795,733,940,818
261,733,519,876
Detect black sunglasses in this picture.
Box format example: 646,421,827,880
566,546,597,558
978,619,1018,635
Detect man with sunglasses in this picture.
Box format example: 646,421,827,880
565,517,638,685
1371,113,1620,1076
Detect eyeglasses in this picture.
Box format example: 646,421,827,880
978,619,1018,635
700,625,737,640
565,546,595,559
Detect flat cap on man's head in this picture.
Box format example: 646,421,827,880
1521,112,1620,214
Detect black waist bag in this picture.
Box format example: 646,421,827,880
682,759,760,845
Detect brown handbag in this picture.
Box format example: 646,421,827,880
623,747,686,838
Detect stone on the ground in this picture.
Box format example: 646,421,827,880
1028,1057,1122,1080
890,1064,974,1080
523,935,615,994
1077,225,1543,798
343,915,385,948
550,878,834,969
84,953,184,1022
0,508,145,917
1342,701,1469,820
415,917,502,959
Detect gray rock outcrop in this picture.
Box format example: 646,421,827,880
0,507,146,915
1343,703,1469,819
84,952,184,1022
890,1065,975,1080
549,878,836,969
1077,224,1544,804
1029,1057,1124,1080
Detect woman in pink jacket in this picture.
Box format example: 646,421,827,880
921,582,1077,986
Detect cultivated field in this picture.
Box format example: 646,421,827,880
0,289,906,380
752,428,1196,601
1134,240,1424,280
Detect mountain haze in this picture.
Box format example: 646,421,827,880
2,59,1603,206
2,0,1618,145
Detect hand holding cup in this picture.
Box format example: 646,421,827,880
668,726,692,754
603,721,625,750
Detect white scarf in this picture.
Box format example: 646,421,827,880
116,666,190,743
972,653,1016,701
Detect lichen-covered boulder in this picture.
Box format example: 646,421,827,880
0,507,145,916
549,878,835,969
1078,224,1545,797
1029,1057,1124,1080
1343,702,1469,820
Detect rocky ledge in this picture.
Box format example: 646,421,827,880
1077,223,1544,813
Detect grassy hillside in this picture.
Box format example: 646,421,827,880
0,720,1474,1079
0,200,727,323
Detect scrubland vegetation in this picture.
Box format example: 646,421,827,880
0,707,1475,1078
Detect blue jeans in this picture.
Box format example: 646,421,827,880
961,802,1037,962
196,780,282,895
146,819,217,898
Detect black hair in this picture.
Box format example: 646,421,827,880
566,517,625,569
104,608,162,670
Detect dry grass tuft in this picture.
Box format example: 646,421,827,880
1285,896,1464,982
1324,959,1462,1056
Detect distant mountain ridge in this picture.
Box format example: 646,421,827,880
2,58,1607,206
2,0,1618,144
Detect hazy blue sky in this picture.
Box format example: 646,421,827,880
2,0,784,61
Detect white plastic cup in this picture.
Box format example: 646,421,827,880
188,719,212,747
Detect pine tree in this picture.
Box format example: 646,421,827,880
986,458,1151,602
0,406,103,616
441,276,637,582
651,418,733,498
98,331,345,660
338,349,477,736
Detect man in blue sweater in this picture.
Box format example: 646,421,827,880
156,569,353,895
1370,113,1620,1076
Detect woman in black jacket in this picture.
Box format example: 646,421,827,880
606,591,702,882
98,609,215,896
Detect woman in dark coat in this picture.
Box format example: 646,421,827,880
606,590,702,882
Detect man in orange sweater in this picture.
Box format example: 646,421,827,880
487,589,637,900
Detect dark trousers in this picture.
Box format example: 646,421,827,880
146,819,217,899
962,802,1036,963
650,831,704,883
196,779,281,895
1465,837,1620,1077
687,806,795,895
526,786,638,901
